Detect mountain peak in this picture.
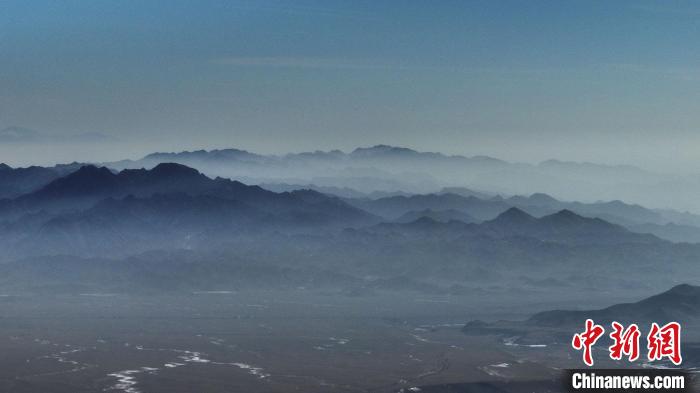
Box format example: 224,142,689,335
33,165,118,198
539,209,599,227
30,164,208,202
150,162,202,177
395,208,476,224
662,283,699,297
143,148,258,161
72,165,115,178
529,193,558,204
548,209,581,220
492,207,535,224
351,145,419,157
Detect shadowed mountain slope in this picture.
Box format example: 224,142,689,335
530,284,700,326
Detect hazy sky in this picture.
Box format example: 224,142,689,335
1,0,700,170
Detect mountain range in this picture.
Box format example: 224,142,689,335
1,147,700,295
0,163,376,259
6,143,700,214
345,192,700,243
0,159,697,297
102,145,700,213
366,207,659,246
5,154,700,243
2,162,661,260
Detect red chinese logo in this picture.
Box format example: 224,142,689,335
572,319,605,366
609,322,640,362
647,322,682,365
572,320,681,366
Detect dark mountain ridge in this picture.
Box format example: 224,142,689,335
0,163,378,258
366,207,660,246
0,162,83,199
105,144,700,213
530,284,700,326
346,191,700,243
3,158,699,243
462,285,700,343
1,163,373,222
394,208,477,224
348,193,511,221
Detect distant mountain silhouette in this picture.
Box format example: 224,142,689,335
261,183,369,199
7,146,700,296
484,208,658,244
101,144,700,213
628,222,700,243
0,158,698,295
351,145,425,158
5,157,700,243
349,193,511,221
507,192,559,207
395,208,476,224
349,145,506,164
11,163,334,210
463,284,700,341
367,207,658,246
0,162,83,199
370,216,473,238
4,163,221,215
439,186,495,200
0,163,378,257
105,144,510,195
33,165,120,199
143,148,265,165
345,191,700,243
530,284,700,326
264,184,700,242
1,161,665,261
485,207,537,227
506,193,664,226
131,144,507,167
261,182,415,200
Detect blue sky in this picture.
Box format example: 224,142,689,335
1,0,699,169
